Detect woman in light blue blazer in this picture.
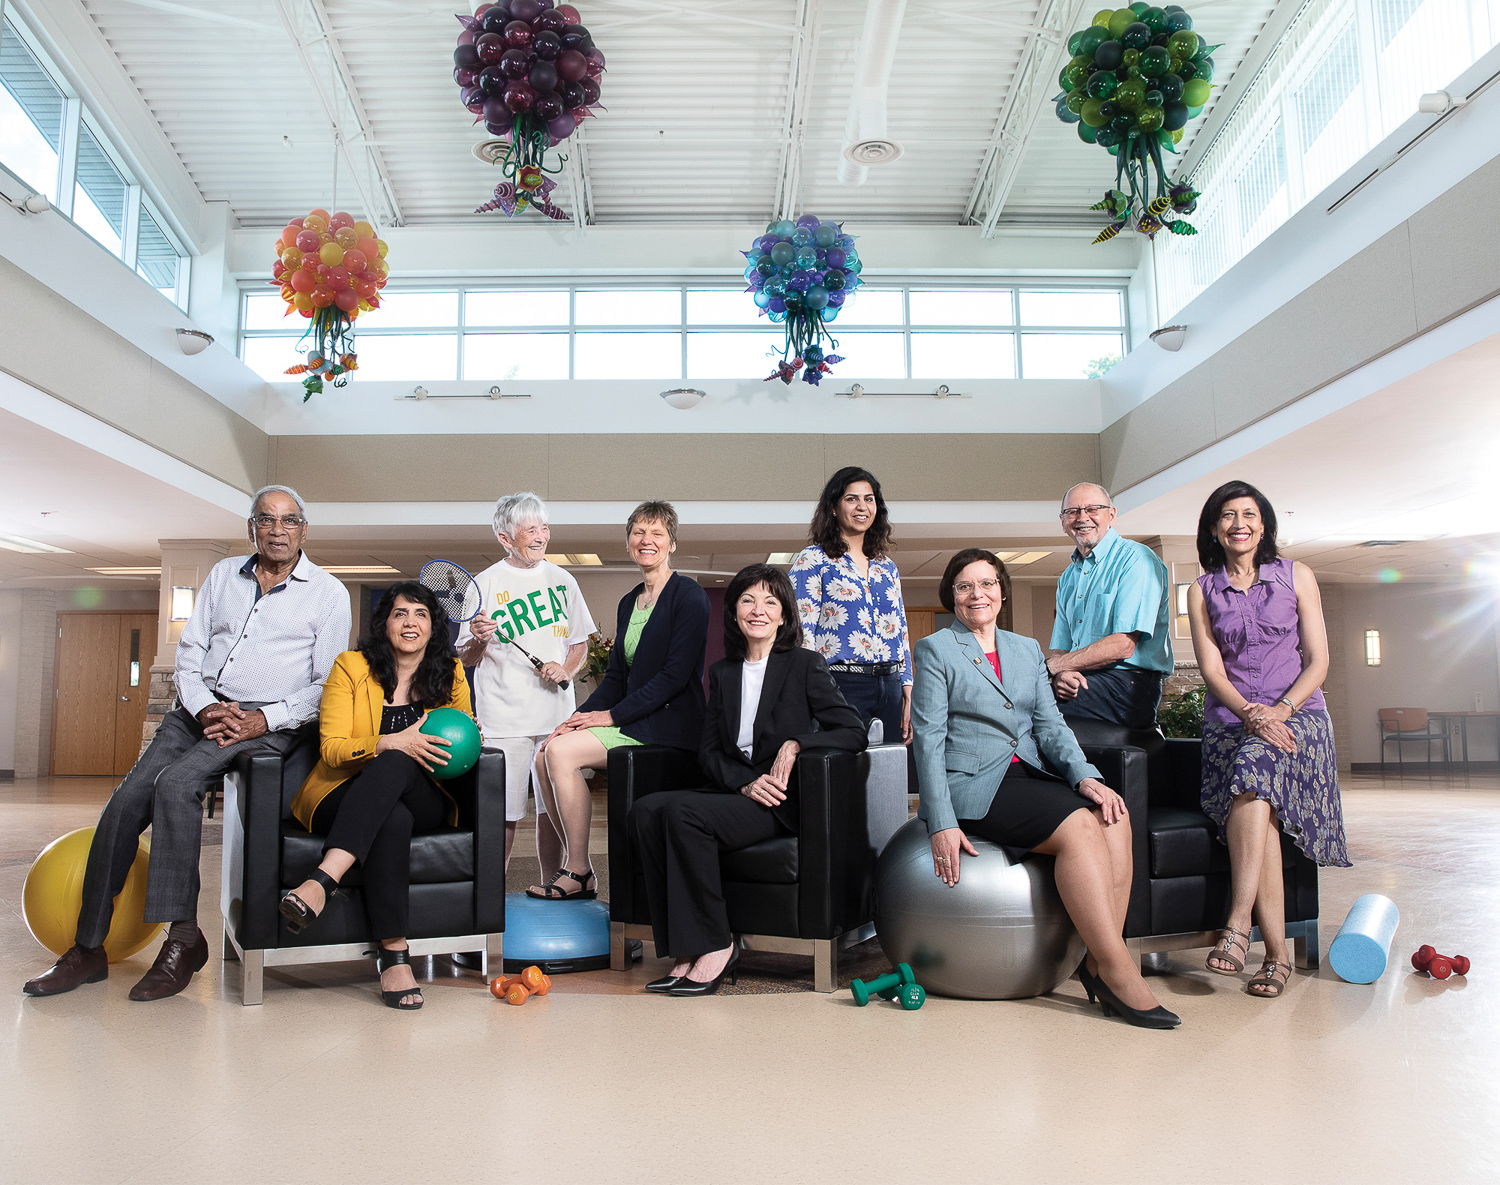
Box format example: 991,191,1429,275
912,548,1179,1029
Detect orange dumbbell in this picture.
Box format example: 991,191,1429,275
520,965,552,996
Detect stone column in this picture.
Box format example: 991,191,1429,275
142,539,230,752
15,589,57,779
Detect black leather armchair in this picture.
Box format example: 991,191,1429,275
605,743,909,992
1065,719,1319,969
219,738,507,1004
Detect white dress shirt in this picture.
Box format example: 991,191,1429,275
737,656,769,759
173,552,351,731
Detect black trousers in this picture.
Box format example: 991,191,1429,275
628,789,785,959
310,750,448,941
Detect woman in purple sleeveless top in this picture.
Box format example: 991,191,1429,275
1186,481,1350,1000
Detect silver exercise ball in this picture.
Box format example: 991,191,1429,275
874,818,1085,1000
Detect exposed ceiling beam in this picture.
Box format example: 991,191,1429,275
963,0,1088,238
771,0,821,221
562,123,594,231
272,0,404,228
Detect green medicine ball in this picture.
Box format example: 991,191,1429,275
420,708,482,780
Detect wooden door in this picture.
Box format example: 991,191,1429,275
113,614,158,775
52,613,159,776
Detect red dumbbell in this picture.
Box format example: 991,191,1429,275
1428,955,1453,979
1450,955,1471,975
1411,945,1437,972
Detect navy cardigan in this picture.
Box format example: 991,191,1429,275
580,570,710,750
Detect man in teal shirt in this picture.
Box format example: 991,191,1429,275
1047,483,1171,729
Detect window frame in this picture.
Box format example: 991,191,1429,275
238,278,1130,383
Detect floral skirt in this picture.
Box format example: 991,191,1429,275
1200,708,1351,868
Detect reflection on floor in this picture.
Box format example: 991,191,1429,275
2,771,1496,1183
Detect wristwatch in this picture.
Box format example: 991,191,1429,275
1276,696,1294,710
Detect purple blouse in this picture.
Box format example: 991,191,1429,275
1197,558,1324,725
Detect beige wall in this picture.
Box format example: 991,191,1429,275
0,257,269,494
15,590,55,779
268,433,1100,504
0,590,19,774
1100,156,1500,494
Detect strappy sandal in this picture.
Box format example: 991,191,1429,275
526,867,597,901
1247,959,1292,998
279,868,339,935
1206,927,1250,975
375,946,424,1010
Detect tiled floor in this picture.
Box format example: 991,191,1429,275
2,771,1496,1183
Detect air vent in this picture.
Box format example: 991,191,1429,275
843,138,904,166
472,139,510,164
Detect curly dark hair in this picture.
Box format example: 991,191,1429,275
938,548,1011,613
809,466,893,560
360,582,457,709
723,564,803,661
1196,480,1280,571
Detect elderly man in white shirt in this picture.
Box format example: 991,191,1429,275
23,486,350,1003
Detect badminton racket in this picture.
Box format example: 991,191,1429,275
420,559,569,690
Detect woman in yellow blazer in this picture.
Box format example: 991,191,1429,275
283,582,472,1010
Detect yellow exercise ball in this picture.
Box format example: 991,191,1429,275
23,828,164,963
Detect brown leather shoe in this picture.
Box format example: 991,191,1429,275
23,944,108,997
128,929,209,1001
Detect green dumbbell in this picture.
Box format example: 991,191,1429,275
895,983,926,1011
851,963,916,1006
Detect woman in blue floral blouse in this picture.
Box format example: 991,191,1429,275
790,466,913,743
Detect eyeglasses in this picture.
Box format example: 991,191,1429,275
953,579,1002,595
251,514,306,531
1060,505,1112,520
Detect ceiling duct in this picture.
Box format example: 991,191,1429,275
837,0,908,188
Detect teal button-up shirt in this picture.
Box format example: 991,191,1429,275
1050,528,1172,674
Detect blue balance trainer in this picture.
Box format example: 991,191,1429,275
502,892,614,975
1329,893,1401,984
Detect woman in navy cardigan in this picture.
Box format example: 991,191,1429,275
528,501,710,901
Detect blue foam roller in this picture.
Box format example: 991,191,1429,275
1328,893,1400,984
501,891,610,974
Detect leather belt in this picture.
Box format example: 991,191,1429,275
827,661,901,676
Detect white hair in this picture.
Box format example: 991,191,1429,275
1061,482,1113,510
492,491,548,541
250,484,308,521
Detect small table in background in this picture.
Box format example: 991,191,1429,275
1427,711,1500,773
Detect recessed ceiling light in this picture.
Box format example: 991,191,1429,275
997,551,1051,565
766,553,797,564
544,553,602,566
0,533,70,554
89,567,162,576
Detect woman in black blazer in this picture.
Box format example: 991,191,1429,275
628,563,867,995
529,501,711,901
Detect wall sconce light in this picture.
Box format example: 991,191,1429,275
170,586,196,621
1364,629,1381,666
1150,325,1187,352
1175,584,1190,616
660,388,706,410
176,328,213,355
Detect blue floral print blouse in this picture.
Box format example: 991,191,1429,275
789,544,913,685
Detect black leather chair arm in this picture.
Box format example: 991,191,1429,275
1078,742,1151,938
606,745,704,923
795,747,872,940
462,750,507,934
1160,738,1204,811
232,750,293,950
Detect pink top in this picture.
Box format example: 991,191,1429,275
1197,558,1324,725
982,649,1021,764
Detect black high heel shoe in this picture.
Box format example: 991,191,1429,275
375,946,424,1010
279,868,339,935
1077,958,1101,1004
668,943,740,997
1090,969,1180,1029
645,973,684,994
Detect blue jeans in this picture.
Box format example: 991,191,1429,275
831,670,903,744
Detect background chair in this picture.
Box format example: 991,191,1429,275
606,743,909,992
1064,718,1319,970
1378,708,1451,774
220,739,506,1004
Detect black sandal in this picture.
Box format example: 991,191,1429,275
375,947,423,1010
526,867,597,901
279,868,339,935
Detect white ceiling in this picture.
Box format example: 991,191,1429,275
69,0,1277,229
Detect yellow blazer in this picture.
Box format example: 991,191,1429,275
290,650,473,830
